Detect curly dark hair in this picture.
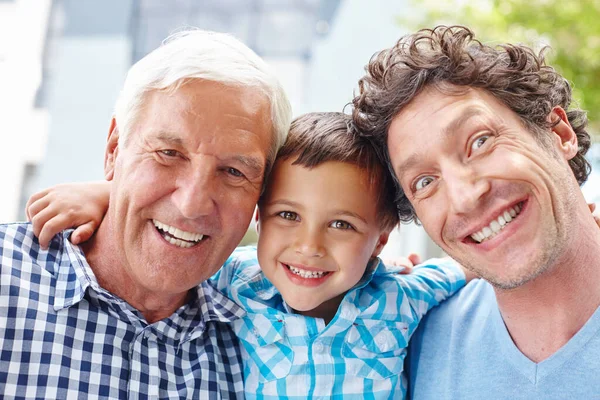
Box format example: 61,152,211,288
352,25,591,223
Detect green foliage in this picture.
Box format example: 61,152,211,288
402,0,600,134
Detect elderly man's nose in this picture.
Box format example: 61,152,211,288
175,172,217,219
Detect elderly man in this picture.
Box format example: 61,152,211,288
0,30,291,398
353,26,600,398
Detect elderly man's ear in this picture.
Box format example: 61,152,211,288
549,106,578,160
104,117,120,181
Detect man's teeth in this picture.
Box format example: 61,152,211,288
471,203,522,243
286,264,328,279
153,220,204,248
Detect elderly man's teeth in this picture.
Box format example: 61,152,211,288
286,264,328,279
471,204,522,243
153,220,204,247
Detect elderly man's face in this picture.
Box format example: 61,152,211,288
387,86,579,289
104,80,272,297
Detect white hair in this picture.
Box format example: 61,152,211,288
114,29,292,169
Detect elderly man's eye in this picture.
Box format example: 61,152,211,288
227,167,244,178
159,149,179,157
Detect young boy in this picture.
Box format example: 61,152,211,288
26,112,469,399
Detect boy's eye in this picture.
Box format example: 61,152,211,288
330,220,353,230
414,176,435,191
278,211,298,221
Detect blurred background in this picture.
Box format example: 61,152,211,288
1,0,599,259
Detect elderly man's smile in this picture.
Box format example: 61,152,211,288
153,219,206,248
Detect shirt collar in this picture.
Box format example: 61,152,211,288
52,230,244,323
52,230,95,311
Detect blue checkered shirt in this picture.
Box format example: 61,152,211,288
211,246,466,400
0,223,245,399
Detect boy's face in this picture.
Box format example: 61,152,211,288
256,158,389,318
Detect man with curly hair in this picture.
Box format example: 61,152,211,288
352,26,600,398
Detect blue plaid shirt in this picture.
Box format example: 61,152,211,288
212,246,466,400
0,223,245,399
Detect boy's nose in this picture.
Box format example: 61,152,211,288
294,227,325,258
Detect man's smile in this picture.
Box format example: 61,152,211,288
469,201,524,243
153,219,206,248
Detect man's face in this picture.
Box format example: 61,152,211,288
256,159,388,317
387,86,579,289
104,80,272,298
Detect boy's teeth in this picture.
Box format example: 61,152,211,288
286,264,327,279
153,220,204,248
470,204,522,243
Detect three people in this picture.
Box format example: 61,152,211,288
2,24,599,399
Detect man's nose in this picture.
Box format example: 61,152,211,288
445,165,490,215
173,167,217,220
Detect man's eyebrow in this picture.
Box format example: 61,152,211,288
395,153,423,185
442,107,485,138
395,107,487,184
229,154,265,175
148,131,185,147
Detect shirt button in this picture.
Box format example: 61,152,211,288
314,342,324,353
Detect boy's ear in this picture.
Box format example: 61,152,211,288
105,117,120,181
549,106,578,160
371,231,390,258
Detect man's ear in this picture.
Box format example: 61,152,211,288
105,117,120,181
371,230,390,258
549,106,578,160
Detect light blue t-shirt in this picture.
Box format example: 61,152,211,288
407,279,600,399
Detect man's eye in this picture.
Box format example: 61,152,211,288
415,176,435,191
159,149,179,157
471,135,491,152
227,167,244,178
278,211,298,221
330,220,353,230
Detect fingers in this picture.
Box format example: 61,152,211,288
71,221,97,245
589,203,600,229
36,212,76,249
25,191,51,221
407,253,422,265
29,203,58,245
398,264,413,275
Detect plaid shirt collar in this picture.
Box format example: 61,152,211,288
53,230,244,340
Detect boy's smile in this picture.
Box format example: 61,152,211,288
256,158,389,322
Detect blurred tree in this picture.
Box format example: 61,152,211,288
402,0,600,134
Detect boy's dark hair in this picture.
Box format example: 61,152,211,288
352,25,591,223
268,111,399,231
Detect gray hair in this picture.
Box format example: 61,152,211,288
114,29,292,170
